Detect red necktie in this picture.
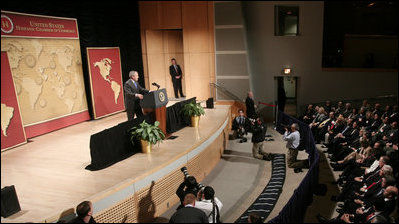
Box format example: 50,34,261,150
366,213,375,222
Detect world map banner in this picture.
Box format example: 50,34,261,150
86,47,125,119
1,51,27,151
1,11,90,138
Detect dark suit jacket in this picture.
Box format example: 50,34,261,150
169,206,208,223
169,64,183,80
245,97,256,118
123,79,149,109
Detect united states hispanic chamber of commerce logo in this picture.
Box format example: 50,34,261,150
1,15,14,34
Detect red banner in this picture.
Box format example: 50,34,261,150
1,11,78,39
87,47,125,119
1,52,27,151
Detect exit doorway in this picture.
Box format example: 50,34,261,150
274,76,298,121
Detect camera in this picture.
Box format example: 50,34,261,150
239,137,247,143
180,167,205,190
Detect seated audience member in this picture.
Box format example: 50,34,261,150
70,201,96,223
381,105,392,121
301,104,315,124
371,117,391,144
232,109,249,140
316,112,335,144
324,100,332,113
347,108,358,120
334,101,344,117
309,107,327,137
194,186,223,223
325,115,346,148
382,121,398,147
169,193,208,223
343,103,352,118
248,212,263,223
360,111,373,129
372,103,383,117
388,105,398,124
367,113,382,132
360,99,370,113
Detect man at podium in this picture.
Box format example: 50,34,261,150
124,70,149,121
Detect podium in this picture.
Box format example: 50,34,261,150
141,88,169,135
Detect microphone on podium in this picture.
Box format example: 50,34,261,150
152,82,160,90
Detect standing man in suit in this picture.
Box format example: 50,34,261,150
169,58,185,99
246,91,257,119
124,71,149,121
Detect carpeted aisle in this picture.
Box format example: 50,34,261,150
235,154,286,223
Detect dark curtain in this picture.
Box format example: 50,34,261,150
2,1,144,119
86,115,153,171
269,111,320,223
166,97,196,133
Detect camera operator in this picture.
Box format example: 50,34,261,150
194,186,223,223
283,123,309,173
248,117,273,161
177,167,203,210
232,109,249,141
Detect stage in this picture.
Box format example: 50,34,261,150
1,102,231,223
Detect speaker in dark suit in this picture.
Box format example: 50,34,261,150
124,71,149,121
169,58,185,98
1,185,21,218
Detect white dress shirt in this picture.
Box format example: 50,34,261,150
195,197,223,223
283,130,300,149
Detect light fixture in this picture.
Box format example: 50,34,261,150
283,68,291,75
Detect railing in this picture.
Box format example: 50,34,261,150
268,111,320,223
210,82,243,102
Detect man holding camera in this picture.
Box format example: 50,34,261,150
283,123,309,173
195,186,223,223
249,117,273,161
176,167,203,209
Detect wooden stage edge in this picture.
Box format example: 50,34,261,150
1,103,232,223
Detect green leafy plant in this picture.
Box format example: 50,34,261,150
181,101,205,117
129,120,165,145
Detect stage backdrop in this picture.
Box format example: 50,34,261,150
1,51,27,151
1,11,90,138
86,47,125,119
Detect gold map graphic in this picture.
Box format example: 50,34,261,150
94,58,121,104
1,38,88,126
1,103,14,137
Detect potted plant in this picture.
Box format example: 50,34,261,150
129,120,165,153
181,101,205,127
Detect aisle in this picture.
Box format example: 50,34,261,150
156,126,309,223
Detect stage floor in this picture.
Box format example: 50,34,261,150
1,103,230,223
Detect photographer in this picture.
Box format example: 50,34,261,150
195,186,223,223
283,123,309,173
176,167,202,210
249,117,273,161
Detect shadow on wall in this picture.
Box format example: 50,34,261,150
137,181,156,223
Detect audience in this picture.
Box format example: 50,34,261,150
311,98,398,223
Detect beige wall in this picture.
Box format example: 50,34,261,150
139,1,215,101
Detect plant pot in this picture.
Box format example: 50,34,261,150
191,116,200,127
140,139,152,153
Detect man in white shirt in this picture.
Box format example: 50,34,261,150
283,123,309,173
195,186,223,223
